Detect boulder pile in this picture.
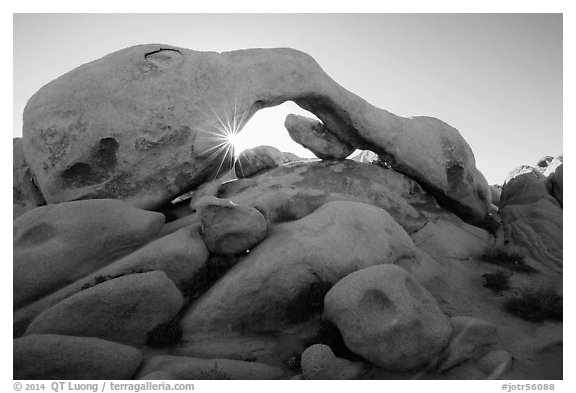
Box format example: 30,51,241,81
13,45,562,380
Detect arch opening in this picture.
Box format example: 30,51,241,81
230,101,323,160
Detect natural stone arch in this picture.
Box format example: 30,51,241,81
23,44,490,227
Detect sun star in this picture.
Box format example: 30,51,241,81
225,132,241,157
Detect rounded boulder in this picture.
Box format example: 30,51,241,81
14,334,142,380
25,271,184,344
13,199,165,308
196,196,269,255
324,264,452,371
285,114,354,160
301,344,363,380
234,145,284,178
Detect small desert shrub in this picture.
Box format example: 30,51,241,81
181,255,238,299
373,157,393,169
481,248,536,273
372,152,397,170
285,280,333,324
146,319,183,348
81,275,111,290
197,363,232,380
482,270,511,292
503,286,562,323
80,269,146,291
287,353,302,371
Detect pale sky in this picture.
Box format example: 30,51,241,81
13,13,562,185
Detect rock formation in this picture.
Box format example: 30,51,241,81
24,271,184,344
300,344,363,379
498,166,563,272
13,138,45,219
436,316,499,372
13,44,562,380
22,44,491,227
13,199,164,308
324,265,452,371
136,355,283,380
234,145,285,178
285,114,354,160
195,196,269,254
177,201,429,362
14,334,143,380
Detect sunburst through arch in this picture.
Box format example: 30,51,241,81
194,87,253,179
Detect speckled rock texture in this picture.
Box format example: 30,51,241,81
23,44,490,227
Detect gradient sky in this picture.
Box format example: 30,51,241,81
13,13,562,185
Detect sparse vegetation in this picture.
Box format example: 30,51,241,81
285,280,333,324
146,319,183,348
481,248,536,274
287,353,302,371
80,269,146,291
503,286,562,323
197,363,232,380
373,157,393,169
482,270,511,292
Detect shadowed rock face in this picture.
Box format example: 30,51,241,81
24,271,184,344
13,138,45,219
23,44,490,226
548,164,563,207
14,334,143,380
13,224,209,338
498,166,563,272
178,201,426,362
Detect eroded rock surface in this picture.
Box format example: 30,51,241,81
13,43,562,381
23,44,490,226
323,264,451,371
14,224,208,337
285,114,354,160
13,138,45,219
301,344,364,380
411,218,490,261
136,355,283,380
14,334,142,380
13,199,165,308
478,350,513,378
536,155,554,172
437,316,499,372
218,160,437,233
178,201,429,362
234,145,284,178
196,196,269,254
25,271,184,344
498,166,563,272
547,163,563,207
